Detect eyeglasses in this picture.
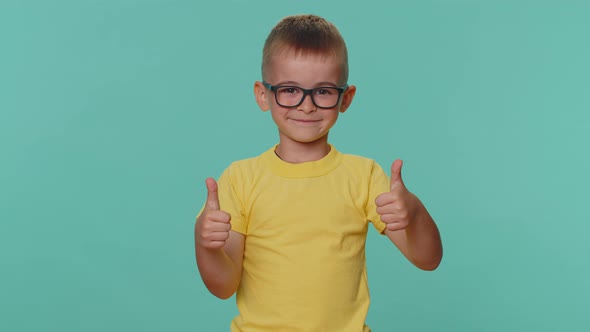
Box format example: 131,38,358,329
262,81,348,109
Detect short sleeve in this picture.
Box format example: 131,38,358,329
365,161,390,234
216,164,248,234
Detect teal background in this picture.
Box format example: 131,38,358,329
1,0,589,331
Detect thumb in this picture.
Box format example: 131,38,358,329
390,159,404,191
205,177,220,210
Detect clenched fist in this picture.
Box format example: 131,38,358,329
375,159,420,231
195,178,232,249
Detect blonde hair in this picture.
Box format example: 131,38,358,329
262,14,349,85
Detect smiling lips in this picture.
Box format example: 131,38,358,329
290,118,320,123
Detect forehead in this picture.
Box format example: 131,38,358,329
272,45,342,62
266,48,345,85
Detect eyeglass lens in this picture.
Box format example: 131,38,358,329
275,87,340,108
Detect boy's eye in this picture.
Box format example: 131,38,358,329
315,88,335,96
278,87,300,95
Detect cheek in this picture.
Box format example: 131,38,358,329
270,108,288,124
270,110,281,122
325,112,340,124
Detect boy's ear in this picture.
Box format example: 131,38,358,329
338,85,356,113
254,81,270,112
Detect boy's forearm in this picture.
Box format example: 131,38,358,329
404,199,443,270
195,242,241,299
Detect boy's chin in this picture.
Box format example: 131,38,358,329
280,134,331,145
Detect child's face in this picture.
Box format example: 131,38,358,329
255,50,356,146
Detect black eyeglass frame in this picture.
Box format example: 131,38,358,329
261,81,349,109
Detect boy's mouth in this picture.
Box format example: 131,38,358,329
290,118,320,123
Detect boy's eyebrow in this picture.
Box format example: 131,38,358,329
276,80,339,87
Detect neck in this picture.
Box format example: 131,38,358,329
275,138,331,164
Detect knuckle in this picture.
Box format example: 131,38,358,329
374,195,384,206
208,242,222,249
200,231,212,241
202,221,214,231
388,223,401,231
221,211,231,223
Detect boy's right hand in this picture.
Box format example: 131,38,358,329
195,178,232,249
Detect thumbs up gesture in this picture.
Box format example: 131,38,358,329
195,178,232,249
375,160,420,231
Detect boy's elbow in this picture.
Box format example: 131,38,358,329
412,253,443,271
417,260,441,271
206,283,238,300
214,291,235,300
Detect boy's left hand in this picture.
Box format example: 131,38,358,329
375,160,420,231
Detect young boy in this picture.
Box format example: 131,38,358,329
195,14,443,332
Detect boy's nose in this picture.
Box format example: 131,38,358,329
298,94,316,113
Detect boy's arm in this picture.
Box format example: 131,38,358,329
375,160,443,271
383,202,442,271
194,178,245,299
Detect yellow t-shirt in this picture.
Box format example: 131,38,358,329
216,145,390,332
